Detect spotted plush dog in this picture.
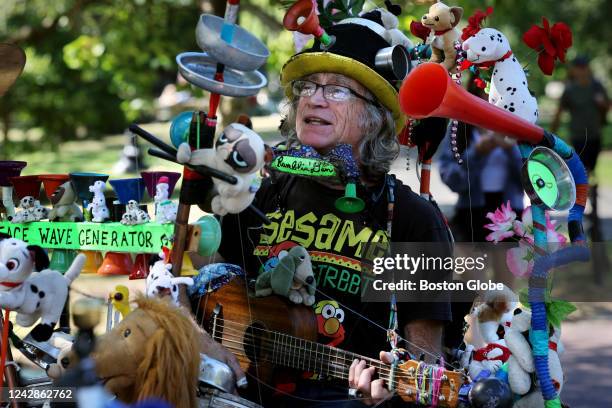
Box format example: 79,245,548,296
0,235,84,341
145,254,193,306
462,27,538,123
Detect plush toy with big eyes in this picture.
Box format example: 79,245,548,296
177,123,266,215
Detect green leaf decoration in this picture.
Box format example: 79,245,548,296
518,288,576,328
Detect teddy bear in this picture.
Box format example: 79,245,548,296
0,235,84,341
177,123,266,216
48,181,84,222
255,246,315,306
462,286,516,379
505,308,564,405
462,27,539,124
418,2,463,72
86,180,110,222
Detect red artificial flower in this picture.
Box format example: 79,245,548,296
523,17,573,75
461,6,493,41
410,21,431,43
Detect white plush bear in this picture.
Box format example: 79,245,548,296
505,308,564,400
177,123,266,216
462,27,539,123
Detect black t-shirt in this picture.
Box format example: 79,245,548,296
218,173,452,359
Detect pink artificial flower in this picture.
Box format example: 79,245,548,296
485,201,517,243
506,241,534,278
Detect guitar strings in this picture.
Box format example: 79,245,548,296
206,319,457,389
213,333,450,401
206,315,452,377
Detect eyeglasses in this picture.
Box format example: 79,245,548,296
291,79,379,106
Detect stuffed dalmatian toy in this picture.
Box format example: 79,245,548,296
145,253,193,306
10,196,40,223
177,123,266,216
462,27,539,123
0,234,84,341
120,200,150,225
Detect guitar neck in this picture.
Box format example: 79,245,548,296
269,331,384,380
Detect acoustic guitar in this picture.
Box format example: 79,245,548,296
196,278,465,407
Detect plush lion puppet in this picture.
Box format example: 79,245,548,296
93,297,200,407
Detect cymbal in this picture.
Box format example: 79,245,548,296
0,43,26,97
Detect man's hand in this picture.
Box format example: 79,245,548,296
348,351,395,406
199,329,246,391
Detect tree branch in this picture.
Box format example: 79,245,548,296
9,0,107,45
239,3,284,32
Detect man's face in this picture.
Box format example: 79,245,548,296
295,73,368,154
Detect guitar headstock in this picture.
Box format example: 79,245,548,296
394,360,466,407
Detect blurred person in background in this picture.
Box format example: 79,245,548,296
438,78,524,244
552,56,609,174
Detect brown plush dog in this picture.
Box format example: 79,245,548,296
421,2,463,72
93,296,200,407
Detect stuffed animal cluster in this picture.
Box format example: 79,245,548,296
48,181,83,222
120,200,150,225
0,235,84,341
153,177,177,224
10,196,49,223
255,245,316,306
146,253,193,306
87,180,110,222
177,123,266,216
461,287,565,407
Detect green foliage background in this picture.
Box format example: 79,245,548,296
0,0,610,157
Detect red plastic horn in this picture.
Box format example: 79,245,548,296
283,0,325,38
399,62,545,145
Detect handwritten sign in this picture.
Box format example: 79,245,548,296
271,156,337,177
0,222,174,253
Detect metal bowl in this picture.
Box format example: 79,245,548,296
196,14,269,71
176,52,267,97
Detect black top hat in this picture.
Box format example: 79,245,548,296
281,13,407,134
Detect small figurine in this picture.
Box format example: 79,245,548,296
48,181,84,222
154,176,177,224
177,123,266,216
120,200,150,225
87,180,110,222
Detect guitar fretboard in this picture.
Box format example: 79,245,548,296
268,331,387,380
